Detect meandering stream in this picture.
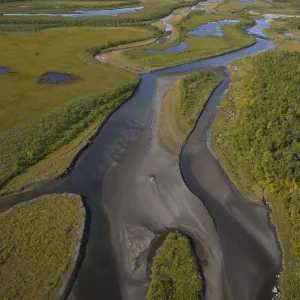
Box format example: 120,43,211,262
0,17,282,300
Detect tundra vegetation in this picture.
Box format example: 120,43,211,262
211,51,300,299
0,0,201,193
104,10,256,70
148,232,202,300
0,26,160,193
0,193,85,300
159,70,221,154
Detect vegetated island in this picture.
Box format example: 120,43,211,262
148,231,203,300
0,193,85,300
159,69,221,154
211,50,300,299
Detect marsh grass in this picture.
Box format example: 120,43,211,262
105,11,255,70
0,193,85,300
0,25,162,190
158,70,221,154
0,0,199,27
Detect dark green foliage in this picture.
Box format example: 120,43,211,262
215,51,300,299
0,81,139,188
147,232,202,300
177,70,221,134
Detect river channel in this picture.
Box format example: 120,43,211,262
0,17,282,300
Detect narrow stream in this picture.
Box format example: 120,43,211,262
0,18,282,300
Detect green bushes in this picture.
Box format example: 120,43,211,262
148,232,202,300
159,70,221,154
0,193,85,300
0,81,139,189
177,70,221,135
212,51,300,299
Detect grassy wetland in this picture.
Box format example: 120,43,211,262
159,70,221,154
103,10,256,71
0,0,203,193
0,25,162,193
0,193,85,300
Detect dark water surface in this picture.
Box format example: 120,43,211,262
4,6,144,17
0,18,281,300
188,20,240,37
0,67,9,74
39,72,79,84
240,0,256,4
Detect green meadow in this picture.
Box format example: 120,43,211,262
0,25,159,192
0,193,85,300
104,11,255,71
0,0,198,27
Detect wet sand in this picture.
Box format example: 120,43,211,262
180,68,282,299
102,73,225,300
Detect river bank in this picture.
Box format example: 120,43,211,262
0,16,283,300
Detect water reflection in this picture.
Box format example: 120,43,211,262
146,41,189,53
189,20,240,37
4,6,143,17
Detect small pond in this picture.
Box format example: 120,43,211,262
285,32,295,37
4,6,143,17
0,67,9,74
188,20,240,37
146,41,189,54
39,72,79,84
247,17,270,37
240,0,256,4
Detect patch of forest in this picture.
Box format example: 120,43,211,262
212,50,300,300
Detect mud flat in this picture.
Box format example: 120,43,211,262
101,73,224,300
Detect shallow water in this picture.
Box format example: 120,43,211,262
4,6,143,17
247,17,270,37
188,20,240,37
240,0,256,4
0,17,281,300
0,67,9,74
285,32,295,37
146,41,189,53
39,72,78,84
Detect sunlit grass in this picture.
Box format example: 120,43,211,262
0,25,159,190
0,193,85,300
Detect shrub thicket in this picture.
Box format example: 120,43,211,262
148,232,202,300
0,81,139,188
213,51,300,299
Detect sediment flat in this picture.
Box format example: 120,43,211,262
102,74,225,300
